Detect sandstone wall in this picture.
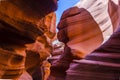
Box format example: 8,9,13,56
49,0,120,79
25,12,56,79
66,0,120,79
57,0,120,58
0,0,57,79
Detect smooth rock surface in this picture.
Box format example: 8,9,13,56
0,0,57,79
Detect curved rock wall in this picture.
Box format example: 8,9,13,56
57,0,120,58
0,0,57,79
65,0,120,80
49,1,120,80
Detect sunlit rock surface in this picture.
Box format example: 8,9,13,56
66,24,120,80
0,0,57,45
0,0,57,79
66,0,120,80
58,0,119,59
25,12,56,79
21,12,57,80
50,0,120,80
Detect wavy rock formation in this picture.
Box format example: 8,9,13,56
0,0,57,45
25,12,57,80
66,0,120,80
50,0,120,80
0,0,57,79
66,23,120,80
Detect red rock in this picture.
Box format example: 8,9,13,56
0,47,25,79
0,0,57,79
50,0,120,80
66,25,120,80
24,12,57,79
0,0,57,45
66,0,120,80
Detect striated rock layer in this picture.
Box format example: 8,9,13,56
58,0,119,59
66,0,120,80
66,24,120,80
0,0,57,79
25,12,57,80
0,0,57,45
50,0,120,80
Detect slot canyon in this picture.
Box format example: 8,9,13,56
0,0,120,80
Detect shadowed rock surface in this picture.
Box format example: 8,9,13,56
0,0,57,79
1,0,120,80
50,0,120,80
0,0,57,45
66,23,120,80
66,0,120,80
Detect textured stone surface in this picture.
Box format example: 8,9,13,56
58,0,119,59
58,7,104,58
66,25,120,80
50,0,120,80
0,0,57,79
0,47,26,79
9,0,57,18
0,49,24,78
0,0,57,45
24,12,57,80
66,0,120,80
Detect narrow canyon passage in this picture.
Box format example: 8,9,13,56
0,0,120,80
